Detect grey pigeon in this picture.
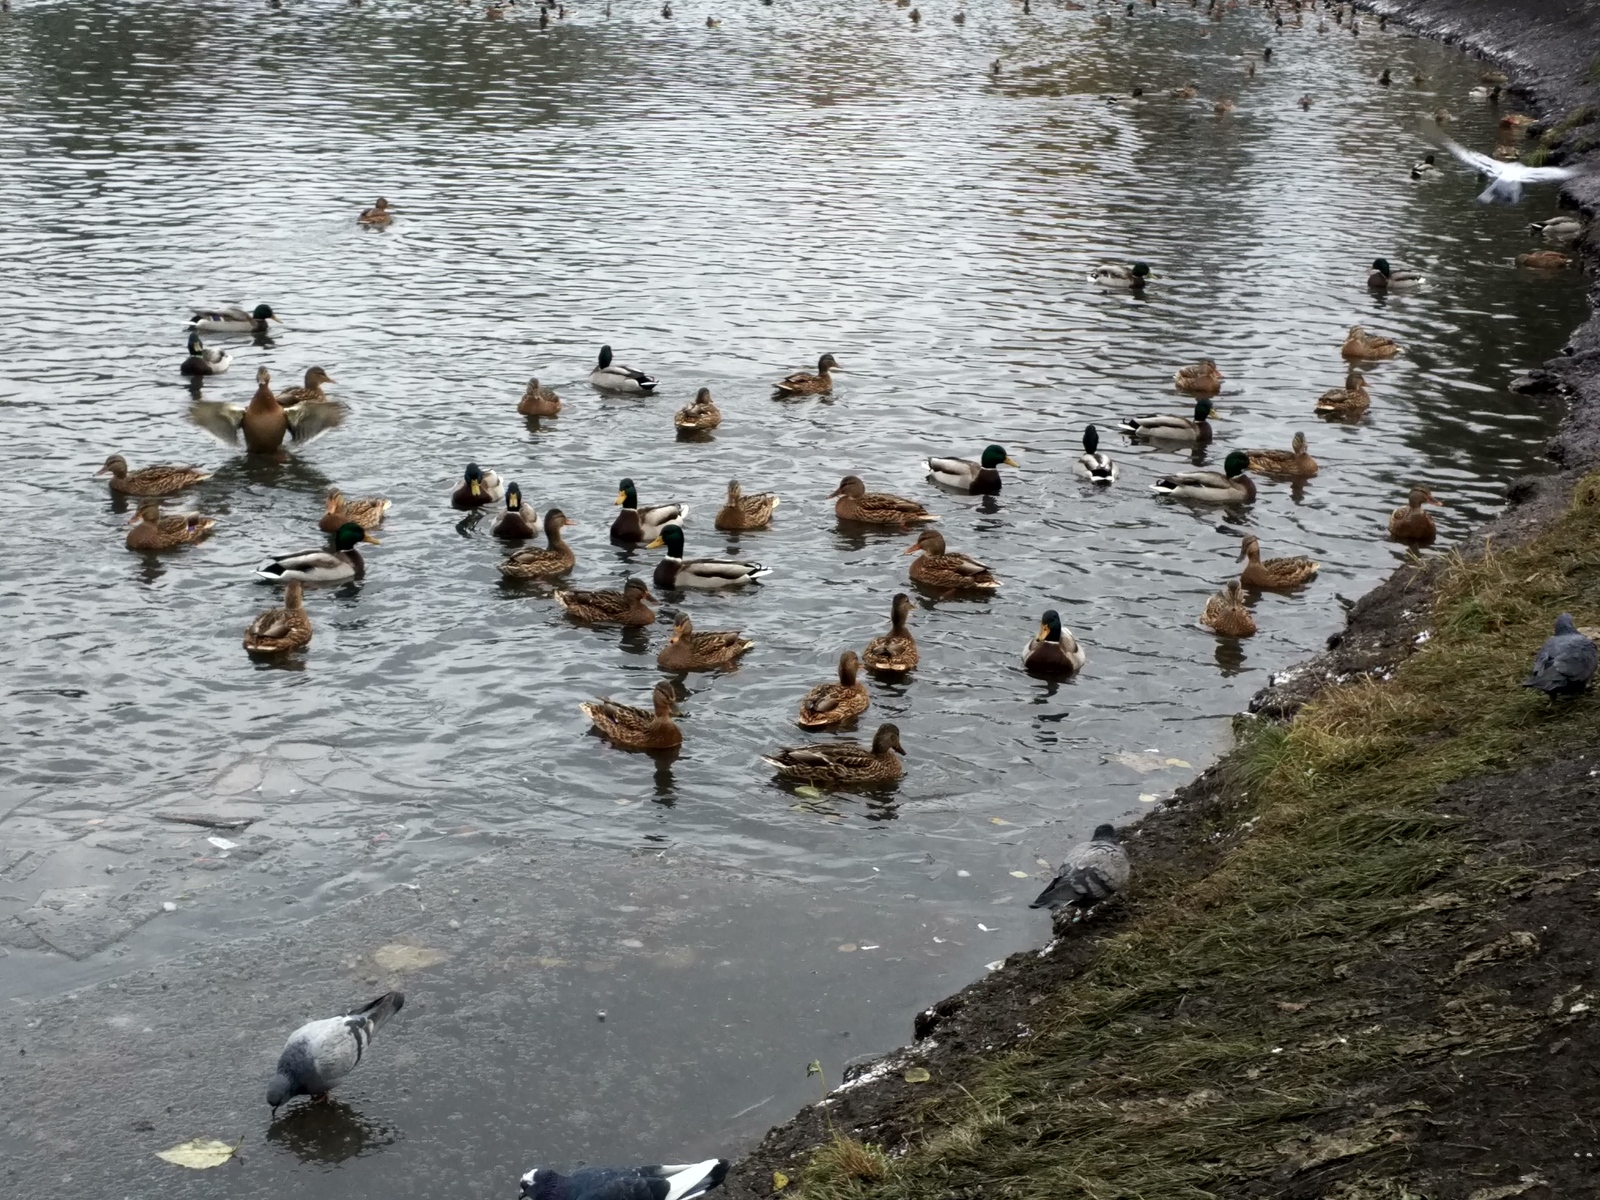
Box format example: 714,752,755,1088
1030,824,1130,912
1521,613,1597,699
267,991,404,1112
520,1160,728,1200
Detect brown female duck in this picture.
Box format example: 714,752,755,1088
499,509,576,579
1172,358,1223,396
1238,535,1319,589
358,197,392,226
772,353,840,398
1315,368,1370,418
518,378,562,417
581,681,682,751
904,529,999,591
714,480,779,530
761,722,906,789
828,475,938,525
1245,431,1319,478
320,488,391,534
674,387,722,431
1200,579,1256,637
96,454,211,496
555,577,657,626
1389,487,1443,542
1342,325,1402,360
189,366,345,453
243,581,313,657
491,483,539,540
796,650,870,728
657,612,754,672
126,499,216,551
862,592,918,673
275,366,335,406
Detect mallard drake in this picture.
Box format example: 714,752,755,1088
926,444,1017,495
1153,450,1256,504
674,387,721,431
1389,487,1443,542
189,303,279,334
1119,398,1215,444
518,377,561,417
275,366,335,406
1531,215,1583,243
556,577,657,626
1089,261,1151,288
581,681,682,751
903,529,999,591
1074,424,1117,483
1245,431,1318,478
180,332,231,377
499,509,576,578
1201,579,1256,637
863,592,918,673
797,650,870,728
1238,534,1319,589
189,366,345,453
451,463,505,510
1367,257,1423,289
828,475,937,525
96,454,211,496
715,479,779,531
1411,153,1436,179
320,488,390,533
244,580,312,656
1342,325,1401,360
1023,609,1085,676
648,524,769,589
257,521,378,584
1170,83,1199,99
761,722,906,789
125,499,216,551
1315,368,1370,417
1469,83,1502,102
657,612,753,672
611,478,687,543
1517,249,1571,269
772,353,839,398
590,345,659,394
1172,359,1223,396
357,197,392,226
492,483,539,539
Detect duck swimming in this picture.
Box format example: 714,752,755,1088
96,454,211,496
1172,359,1223,396
320,488,390,533
904,528,999,592
1089,261,1151,288
1074,425,1117,483
180,332,231,377
244,580,313,657
590,345,659,394
1244,431,1318,478
1237,534,1319,589
581,681,682,752
1389,487,1443,542
1152,450,1256,504
1119,398,1216,444
1367,257,1423,289
648,524,769,590
518,378,562,418
1200,579,1256,637
925,444,1017,495
1023,609,1086,676
714,479,779,531
862,592,918,673
125,499,216,552
451,463,505,510
657,612,753,672
492,483,539,539
189,303,280,334
828,475,938,525
358,197,392,226
256,521,379,584
555,577,657,626
611,478,687,544
499,509,577,579
762,723,906,790
674,387,721,431
796,650,870,729
772,353,840,398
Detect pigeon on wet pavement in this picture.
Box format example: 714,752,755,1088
1521,613,1597,699
1030,824,1130,913
520,1160,729,1200
267,991,405,1113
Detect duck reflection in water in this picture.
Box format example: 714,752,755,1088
1213,636,1248,678
265,1097,398,1165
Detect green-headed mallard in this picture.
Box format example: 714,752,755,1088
761,722,906,789
126,498,216,552
657,612,753,672
1074,424,1117,483
581,681,682,751
590,345,659,394
1172,359,1223,396
357,197,392,226
244,580,312,657
1089,261,1151,288
648,523,769,590
1367,257,1423,290
96,454,211,496
1201,579,1256,637
499,509,576,579
828,475,937,525
1389,487,1443,542
180,332,231,377
903,529,999,591
275,366,335,406
1238,534,1319,589
320,488,390,534
611,478,687,543
257,521,378,584
714,479,778,530
451,462,505,511
796,650,870,728
189,366,344,453
555,576,656,626
1153,450,1256,504
1315,368,1370,417
862,592,918,673
1411,153,1436,179
1023,609,1085,676
772,353,839,398
492,483,539,540
1245,432,1318,478
1531,215,1583,243
926,444,1017,495
1119,398,1215,443
189,303,279,334
674,387,721,431
518,377,561,417
1342,325,1402,360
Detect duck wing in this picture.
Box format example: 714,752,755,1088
933,551,992,577
284,400,346,444
926,455,978,479
681,556,769,584
188,400,247,443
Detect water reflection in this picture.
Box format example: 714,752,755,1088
266,1098,399,1165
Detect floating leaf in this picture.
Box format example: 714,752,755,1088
1009,871,1030,878
838,943,858,952
773,1171,790,1192
903,1067,931,1083
156,1138,239,1169
372,943,449,972
795,786,823,799
1139,793,1160,803
989,817,1013,826
806,1060,823,1078
1165,757,1192,768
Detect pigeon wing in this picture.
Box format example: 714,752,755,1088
567,1170,670,1200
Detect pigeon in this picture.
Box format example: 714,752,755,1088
1430,131,1577,204
1521,613,1597,700
267,991,404,1112
520,1160,729,1200
1030,824,1130,913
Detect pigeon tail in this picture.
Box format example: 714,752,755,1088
663,1159,729,1200
355,990,405,1030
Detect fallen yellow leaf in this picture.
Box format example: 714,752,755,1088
838,943,858,952
156,1138,239,1169
1009,870,1029,878
773,1170,790,1192
1165,758,1191,768
989,817,1013,825
903,1067,931,1083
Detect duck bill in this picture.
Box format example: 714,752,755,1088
1004,456,1019,467
901,543,920,555
825,486,844,498
1427,497,1446,508
646,535,665,549
93,466,111,477
362,533,382,545
469,482,481,498
614,491,627,506
1037,624,1049,640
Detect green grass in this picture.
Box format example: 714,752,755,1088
1526,104,1599,166
796,478,1600,1199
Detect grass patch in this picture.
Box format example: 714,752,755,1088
1527,104,1599,165
802,1135,896,1196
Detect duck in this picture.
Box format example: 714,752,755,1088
518,378,562,418
1315,368,1370,417
1172,359,1223,396
274,366,335,406
189,303,280,334
828,475,938,525
320,488,390,533
357,197,392,226
796,651,871,728
1238,534,1319,589
1389,487,1443,542
451,463,505,510
189,366,345,453
95,454,211,496
1517,249,1572,270
1244,431,1318,478
580,681,682,751
555,577,657,626
1023,609,1086,676
1213,97,1236,115
657,612,753,672
862,592,919,673
1152,450,1256,504
772,353,840,398
589,345,659,394
499,509,576,579
1299,93,1314,109
1530,215,1583,243
243,580,313,656
1200,579,1256,637
125,499,216,551
180,332,231,377
761,723,906,789
256,522,379,584
925,444,1017,495
1469,83,1502,102
1089,261,1151,288
648,524,769,590
1170,83,1199,100
903,528,999,591
1342,325,1402,360
674,387,721,431
1074,424,1117,483
1119,398,1216,444
714,479,779,530
611,478,687,543
1411,152,1436,179
1367,257,1423,290
492,483,539,539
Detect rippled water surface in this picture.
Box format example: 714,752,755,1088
0,0,1588,1189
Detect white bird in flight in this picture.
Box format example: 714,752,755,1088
1431,132,1577,203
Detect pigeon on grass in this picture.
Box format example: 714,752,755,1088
1031,824,1130,916
1521,613,1597,700
267,991,404,1113
520,1160,729,1200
